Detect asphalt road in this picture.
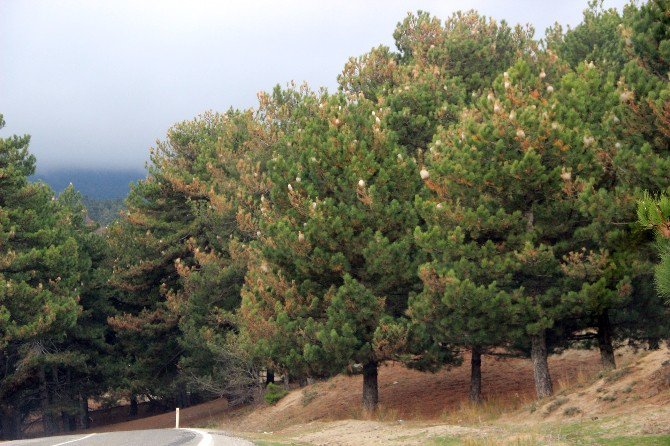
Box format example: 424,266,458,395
2,428,254,446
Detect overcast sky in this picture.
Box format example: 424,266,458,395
1,0,629,172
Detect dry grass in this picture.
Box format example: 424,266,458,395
343,404,401,423
458,437,542,446
439,393,536,425
555,366,594,393
77,346,669,446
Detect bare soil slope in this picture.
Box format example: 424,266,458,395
513,347,670,435
85,397,230,433
231,347,670,445
86,347,670,445
220,349,603,433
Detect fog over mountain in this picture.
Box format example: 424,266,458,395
1,0,627,175
32,168,144,199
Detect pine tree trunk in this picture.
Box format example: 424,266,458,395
648,337,660,350
79,395,90,430
129,395,138,418
178,383,191,407
69,414,76,431
597,312,616,370
62,412,76,432
362,361,378,412
176,382,189,408
39,366,54,435
530,331,553,399
469,346,482,404
64,369,75,432
0,406,21,440
54,366,63,433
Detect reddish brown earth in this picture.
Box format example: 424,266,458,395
55,347,667,446
220,349,604,432
84,397,231,433
69,347,669,437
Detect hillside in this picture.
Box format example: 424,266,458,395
32,168,144,199
64,347,670,444
218,347,670,445
81,195,125,226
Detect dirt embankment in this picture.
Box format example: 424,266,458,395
513,347,670,434
81,347,670,445
82,397,230,433
220,349,603,433
219,347,669,445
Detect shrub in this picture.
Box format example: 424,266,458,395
563,406,582,416
264,383,289,405
604,367,631,383
544,397,568,414
301,388,319,406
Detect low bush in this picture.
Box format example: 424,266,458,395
264,383,289,405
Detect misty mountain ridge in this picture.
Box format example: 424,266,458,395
32,167,145,199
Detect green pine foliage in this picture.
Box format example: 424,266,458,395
2,1,670,434
546,0,628,74
241,88,426,410
638,192,670,301
44,186,116,431
81,196,124,226
171,108,272,403
0,115,85,438
411,58,588,399
106,114,221,407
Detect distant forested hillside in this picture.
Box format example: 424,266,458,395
32,168,144,199
81,196,125,226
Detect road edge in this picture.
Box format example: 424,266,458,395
179,428,213,446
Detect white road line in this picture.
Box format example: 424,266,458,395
51,433,96,446
180,428,213,446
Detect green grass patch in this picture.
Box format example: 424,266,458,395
595,435,670,445
537,418,670,446
264,383,289,405
253,441,308,446
429,437,462,445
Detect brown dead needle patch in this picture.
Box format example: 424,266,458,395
220,349,602,433
84,397,230,433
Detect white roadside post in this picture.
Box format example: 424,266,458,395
175,407,180,428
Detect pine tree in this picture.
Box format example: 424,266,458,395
549,62,638,370
241,88,425,411
107,113,225,408
413,58,592,399
0,115,81,439
169,108,273,402
638,192,670,301
558,0,670,363
340,12,542,402
50,186,115,431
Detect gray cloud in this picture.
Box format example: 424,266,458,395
0,0,628,171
